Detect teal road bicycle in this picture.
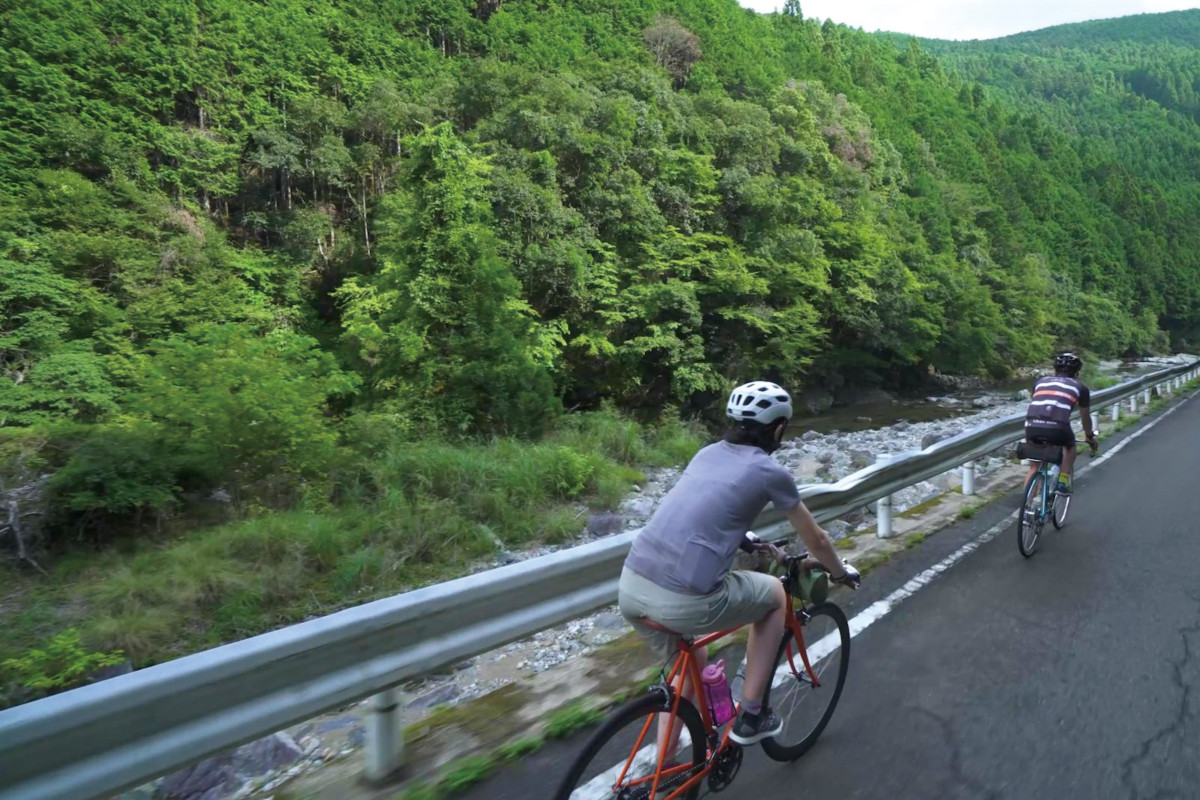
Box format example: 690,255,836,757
1015,438,1098,558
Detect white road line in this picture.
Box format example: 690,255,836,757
569,390,1194,798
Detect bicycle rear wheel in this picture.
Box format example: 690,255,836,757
1051,488,1071,529
552,691,707,800
759,602,850,762
1018,472,1046,558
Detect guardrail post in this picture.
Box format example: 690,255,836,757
1144,388,1152,405
876,494,893,539
1110,404,1120,422
1129,396,1137,413
874,454,895,539
961,461,976,496
364,688,405,784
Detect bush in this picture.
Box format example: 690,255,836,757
2,629,124,695
129,323,357,496
48,421,179,518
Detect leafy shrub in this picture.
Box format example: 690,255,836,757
129,323,357,495
2,629,124,694
48,421,179,519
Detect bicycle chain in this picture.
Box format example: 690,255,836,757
614,763,705,800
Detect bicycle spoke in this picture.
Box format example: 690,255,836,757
555,694,706,800
761,604,850,761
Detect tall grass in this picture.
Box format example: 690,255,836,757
1,409,704,678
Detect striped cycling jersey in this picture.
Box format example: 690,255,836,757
1025,376,1091,426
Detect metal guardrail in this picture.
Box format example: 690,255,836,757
1,360,1196,800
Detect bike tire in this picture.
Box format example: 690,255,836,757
1018,472,1045,558
1051,489,1071,529
552,691,707,800
759,603,851,762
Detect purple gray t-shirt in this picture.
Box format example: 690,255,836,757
623,441,802,596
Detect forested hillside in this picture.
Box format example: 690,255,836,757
3,0,1199,683
5,0,1187,441
911,10,1200,347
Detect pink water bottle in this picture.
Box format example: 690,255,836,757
701,660,736,725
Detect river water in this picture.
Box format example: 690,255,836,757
789,360,1166,434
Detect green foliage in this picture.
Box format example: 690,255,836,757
439,754,499,793
339,123,556,436
48,422,180,520
129,324,357,493
497,735,545,761
0,412,699,666
544,700,606,739
2,629,124,693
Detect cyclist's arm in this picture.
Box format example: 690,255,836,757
1079,405,1095,440
785,502,848,579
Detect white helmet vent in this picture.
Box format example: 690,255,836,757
726,381,793,425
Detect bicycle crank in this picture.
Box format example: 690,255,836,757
707,743,744,792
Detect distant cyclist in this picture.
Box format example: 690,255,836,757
619,380,859,747
1023,352,1096,495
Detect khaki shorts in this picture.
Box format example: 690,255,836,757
618,567,781,660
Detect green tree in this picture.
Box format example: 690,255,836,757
129,324,355,495
339,123,556,435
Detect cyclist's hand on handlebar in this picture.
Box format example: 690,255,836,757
830,561,861,589
758,542,787,564
740,531,786,564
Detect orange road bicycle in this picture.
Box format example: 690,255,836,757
553,555,854,800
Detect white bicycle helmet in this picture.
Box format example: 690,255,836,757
726,381,793,425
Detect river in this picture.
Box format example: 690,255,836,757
789,359,1170,434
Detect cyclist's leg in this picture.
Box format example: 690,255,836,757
619,569,709,761
1060,439,1077,481
1021,426,1041,490
1023,460,1039,491
739,578,787,712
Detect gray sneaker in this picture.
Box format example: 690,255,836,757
728,708,783,745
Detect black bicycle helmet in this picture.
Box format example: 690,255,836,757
1054,352,1083,375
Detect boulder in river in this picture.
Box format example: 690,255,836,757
798,389,834,414
850,388,896,406
848,449,875,469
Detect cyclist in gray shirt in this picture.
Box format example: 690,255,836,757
620,381,860,746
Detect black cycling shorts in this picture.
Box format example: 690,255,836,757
1025,422,1075,448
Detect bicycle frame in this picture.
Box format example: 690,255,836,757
1032,461,1057,523
615,585,821,800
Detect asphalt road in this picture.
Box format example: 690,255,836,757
463,390,1200,800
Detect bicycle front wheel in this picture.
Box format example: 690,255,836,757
1051,489,1071,529
1018,472,1045,558
552,691,707,800
759,602,851,762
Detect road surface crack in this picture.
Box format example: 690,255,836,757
912,706,1000,800
1120,599,1200,800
